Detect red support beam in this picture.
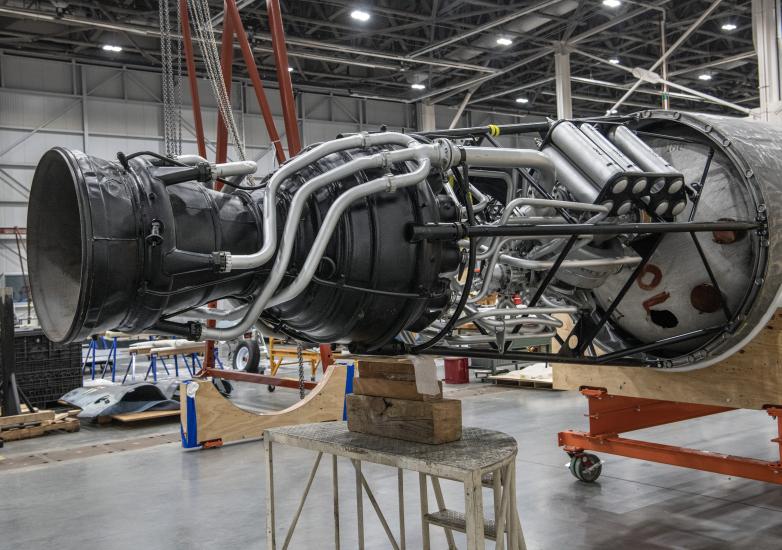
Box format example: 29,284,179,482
577,388,732,435
179,0,207,158
224,0,286,164
319,344,334,374
266,0,301,156
559,430,782,484
204,367,318,390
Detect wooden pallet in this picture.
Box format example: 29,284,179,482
489,365,555,390
0,411,80,442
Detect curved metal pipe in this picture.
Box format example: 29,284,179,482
499,254,641,270
461,147,556,191
200,155,434,340
223,131,422,272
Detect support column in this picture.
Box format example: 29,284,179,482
752,0,782,121
554,43,572,120
416,101,437,131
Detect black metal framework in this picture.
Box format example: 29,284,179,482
406,115,768,368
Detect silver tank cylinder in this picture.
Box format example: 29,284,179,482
540,145,598,204
608,123,684,193
580,123,646,195
590,111,782,370
550,121,628,193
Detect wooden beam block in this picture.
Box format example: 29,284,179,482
346,394,461,444
354,378,443,401
356,359,416,381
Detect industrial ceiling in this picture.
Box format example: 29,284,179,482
0,0,757,118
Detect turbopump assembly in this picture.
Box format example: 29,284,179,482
26,111,782,370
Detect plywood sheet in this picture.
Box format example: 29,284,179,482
184,365,349,445
553,312,782,409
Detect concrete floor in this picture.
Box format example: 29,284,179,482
2,373,782,549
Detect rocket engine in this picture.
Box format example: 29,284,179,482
26,111,782,370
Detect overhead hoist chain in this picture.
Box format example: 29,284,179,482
159,0,182,157
296,341,305,400
185,0,247,161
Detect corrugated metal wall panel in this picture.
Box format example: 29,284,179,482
2,56,73,94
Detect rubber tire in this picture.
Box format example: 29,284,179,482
232,339,261,373
212,378,233,397
569,453,602,483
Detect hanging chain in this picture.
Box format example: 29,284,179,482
297,341,305,400
159,0,180,157
174,0,183,155
186,0,246,161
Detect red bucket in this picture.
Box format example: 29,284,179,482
443,357,469,384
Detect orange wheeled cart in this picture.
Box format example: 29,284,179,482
554,312,782,484
558,388,782,483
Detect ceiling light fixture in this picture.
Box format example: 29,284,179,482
287,67,294,72
698,73,713,81
350,9,370,22
496,37,513,46
609,58,620,64
602,0,621,7
721,22,737,31
516,97,529,104
102,44,122,53
608,109,619,114
411,83,426,90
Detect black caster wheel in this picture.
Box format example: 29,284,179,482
568,452,602,483
310,376,315,382
267,384,276,392
212,378,233,397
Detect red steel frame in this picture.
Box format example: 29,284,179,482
180,1,327,389
266,0,301,156
559,388,782,484
224,0,287,164
179,0,206,158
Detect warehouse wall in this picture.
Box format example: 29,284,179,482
0,53,532,276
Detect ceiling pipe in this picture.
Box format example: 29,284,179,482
471,77,556,103
668,51,757,76
448,86,479,129
572,49,752,115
